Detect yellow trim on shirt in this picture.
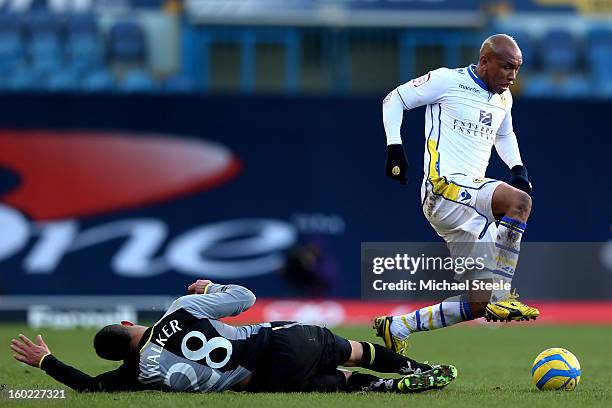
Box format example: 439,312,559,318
426,138,460,201
427,138,440,178
430,176,461,201
139,327,155,353
38,353,51,368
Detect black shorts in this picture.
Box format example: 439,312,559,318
247,322,352,392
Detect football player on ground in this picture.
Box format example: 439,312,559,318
11,280,457,394
375,34,539,354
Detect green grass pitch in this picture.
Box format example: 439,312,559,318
1,324,611,407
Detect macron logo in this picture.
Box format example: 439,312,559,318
458,84,480,94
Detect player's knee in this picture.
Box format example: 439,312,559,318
345,340,363,366
507,190,532,220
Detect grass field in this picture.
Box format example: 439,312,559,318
1,324,611,407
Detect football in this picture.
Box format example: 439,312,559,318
532,348,581,391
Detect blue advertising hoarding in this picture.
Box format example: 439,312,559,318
0,94,609,299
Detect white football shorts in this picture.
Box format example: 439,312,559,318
421,174,503,280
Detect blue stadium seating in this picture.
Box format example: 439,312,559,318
81,69,116,92
28,0,50,11
585,28,612,85
163,75,198,93
522,74,556,98
43,69,81,92
108,21,146,63
0,33,24,74
120,69,156,92
540,29,579,72
0,11,607,97
65,13,104,75
25,13,63,76
0,13,25,74
66,35,104,75
595,78,612,97
65,13,98,39
0,13,23,36
30,40,63,75
508,30,536,70
25,12,61,42
6,68,42,91
0,13,154,92
557,75,591,99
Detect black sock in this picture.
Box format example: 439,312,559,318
306,370,348,392
358,342,430,374
346,372,398,393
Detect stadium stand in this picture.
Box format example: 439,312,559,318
81,68,116,92
65,13,104,76
0,4,609,97
119,68,156,92
162,74,198,93
0,14,25,77
540,29,579,72
108,21,147,65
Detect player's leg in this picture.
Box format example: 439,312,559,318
377,288,486,352
345,367,457,393
485,182,539,321
375,177,503,351
303,333,458,393
341,338,432,374
376,231,488,353
246,323,441,392
304,367,456,393
337,336,457,391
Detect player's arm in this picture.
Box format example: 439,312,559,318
168,279,257,320
382,69,448,184
11,334,139,392
494,94,532,194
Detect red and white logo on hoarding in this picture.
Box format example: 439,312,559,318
0,130,301,280
0,130,241,221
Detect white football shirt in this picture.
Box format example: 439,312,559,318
382,64,522,181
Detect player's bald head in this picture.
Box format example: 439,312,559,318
476,34,523,94
480,34,521,61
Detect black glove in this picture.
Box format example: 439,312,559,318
385,144,409,185
510,165,532,194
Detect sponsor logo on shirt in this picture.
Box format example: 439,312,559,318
411,72,431,87
458,84,480,93
479,110,493,126
500,93,509,109
460,190,472,201
452,119,495,141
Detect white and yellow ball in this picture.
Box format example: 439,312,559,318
532,348,581,391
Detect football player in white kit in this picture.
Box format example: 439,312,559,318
374,34,540,354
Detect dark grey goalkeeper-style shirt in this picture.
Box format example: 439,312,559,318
41,284,273,392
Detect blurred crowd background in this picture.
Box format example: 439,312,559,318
0,0,611,97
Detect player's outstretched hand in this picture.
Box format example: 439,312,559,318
385,144,409,185
11,334,50,368
188,279,213,294
510,165,532,194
